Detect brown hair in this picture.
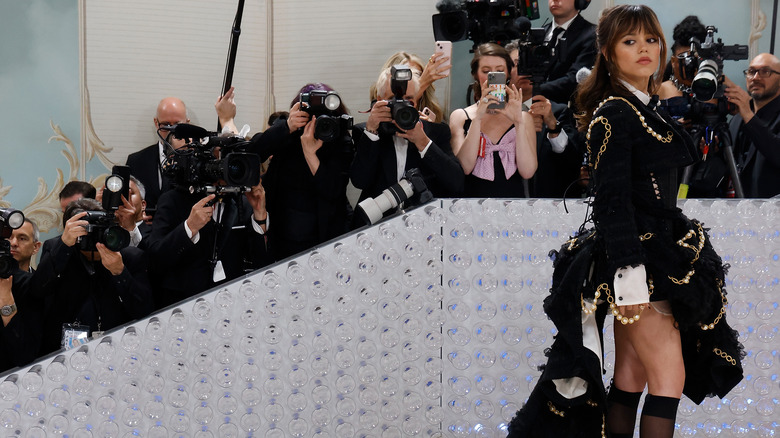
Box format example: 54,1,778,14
575,4,667,131
470,43,515,102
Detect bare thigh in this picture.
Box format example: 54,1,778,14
613,305,684,398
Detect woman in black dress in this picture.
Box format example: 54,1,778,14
508,5,743,437
449,43,537,198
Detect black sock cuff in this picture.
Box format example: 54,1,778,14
642,394,680,419
607,385,643,408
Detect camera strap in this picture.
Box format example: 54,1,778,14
210,200,227,283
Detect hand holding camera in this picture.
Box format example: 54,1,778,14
287,102,310,133
301,117,325,155
95,243,124,276
366,100,393,134
245,181,267,223
61,211,89,247
186,194,216,235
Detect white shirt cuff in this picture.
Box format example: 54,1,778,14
548,130,569,153
363,129,380,142
184,220,200,244
251,215,268,235
129,225,142,247
613,265,649,306
419,140,433,158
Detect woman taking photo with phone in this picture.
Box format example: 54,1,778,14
449,43,537,197
508,5,743,437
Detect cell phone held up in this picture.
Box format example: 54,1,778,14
487,71,507,109
434,40,452,75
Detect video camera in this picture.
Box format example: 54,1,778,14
379,65,421,135
299,90,353,142
160,123,261,196
678,25,748,102
432,0,541,49
513,16,552,92
0,208,25,278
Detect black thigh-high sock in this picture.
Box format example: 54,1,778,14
639,394,680,438
606,385,643,438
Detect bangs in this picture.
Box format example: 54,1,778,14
617,7,663,41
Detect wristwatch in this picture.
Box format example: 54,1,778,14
547,120,563,134
1,303,17,317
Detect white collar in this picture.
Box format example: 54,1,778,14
619,79,651,106
554,14,578,32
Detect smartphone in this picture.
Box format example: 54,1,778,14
434,40,452,75
487,71,507,109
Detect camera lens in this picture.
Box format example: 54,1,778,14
103,226,130,252
227,159,247,183
392,102,420,131
0,254,17,279
692,59,719,102
223,153,261,187
314,116,339,142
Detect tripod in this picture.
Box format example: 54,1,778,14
677,99,744,198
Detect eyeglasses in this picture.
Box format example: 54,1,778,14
743,67,780,78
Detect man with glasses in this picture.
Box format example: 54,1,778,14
126,97,190,217
725,53,780,198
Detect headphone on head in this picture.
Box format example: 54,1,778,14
575,0,590,11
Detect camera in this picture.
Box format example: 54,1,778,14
433,0,540,48
512,16,553,91
299,90,354,142
356,168,433,225
0,208,25,278
102,165,130,212
161,123,261,195
679,25,748,102
79,211,131,252
380,65,420,134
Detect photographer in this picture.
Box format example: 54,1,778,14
34,198,153,356
0,271,41,373
351,65,464,226
537,0,597,105
146,165,272,308
255,84,355,260
726,53,780,198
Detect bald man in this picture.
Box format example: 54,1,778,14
126,97,190,214
725,53,780,198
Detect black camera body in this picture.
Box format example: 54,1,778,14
356,168,433,225
682,25,748,102
0,208,25,278
162,124,261,195
433,0,540,48
299,90,354,142
79,211,131,252
514,17,552,90
380,65,420,135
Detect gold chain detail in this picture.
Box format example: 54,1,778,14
669,223,706,285
547,401,565,417
586,116,611,170
700,279,728,331
582,284,605,314
604,282,651,325
714,347,737,366
594,96,674,143
639,233,654,241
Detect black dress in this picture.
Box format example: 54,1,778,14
507,94,744,437
461,110,529,198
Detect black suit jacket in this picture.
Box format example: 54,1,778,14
530,102,584,198
350,121,464,218
729,94,780,198
0,270,42,374
259,130,355,260
145,190,272,308
126,143,171,210
539,14,597,105
34,238,154,356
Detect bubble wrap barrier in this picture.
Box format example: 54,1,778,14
1,199,778,437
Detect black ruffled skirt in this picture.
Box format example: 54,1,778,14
507,213,744,437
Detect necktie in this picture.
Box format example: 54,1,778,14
550,27,565,55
